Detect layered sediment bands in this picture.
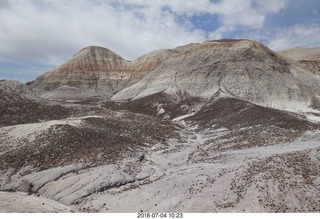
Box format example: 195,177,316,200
112,40,320,113
126,49,179,84
29,46,130,99
1,39,320,213
29,47,180,100
278,46,320,61
29,39,320,112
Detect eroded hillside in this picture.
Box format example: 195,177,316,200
1,39,320,212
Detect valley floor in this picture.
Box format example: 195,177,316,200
76,128,320,213
0,191,74,213
1,121,319,213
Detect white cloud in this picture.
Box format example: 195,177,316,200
0,0,305,82
210,0,288,34
267,24,320,51
0,0,289,62
119,0,287,29
253,0,288,13
0,0,207,66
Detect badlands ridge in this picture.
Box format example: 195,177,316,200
0,39,320,212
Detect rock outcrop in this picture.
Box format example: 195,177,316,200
278,46,320,61
0,80,72,126
29,46,130,99
277,47,320,76
126,49,179,84
2,39,320,213
0,80,41,101
29,46,180,100
112,40,320,115
28,40,320,115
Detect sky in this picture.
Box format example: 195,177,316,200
0,0,320,82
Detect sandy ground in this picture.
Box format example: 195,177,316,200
0,113,319,213
0,192,75,213
76,130,320,213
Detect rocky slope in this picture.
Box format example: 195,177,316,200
278,46,320,61
29,46,130,100
277,47,320,77
113,40,320,117
29,46,180,101
1,95,320,212
0,80,74,127
30,40,320,112
1,39,320,213
0,79,40,101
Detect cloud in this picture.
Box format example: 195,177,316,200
0,0,318,82
209,0,288,35
0,0,204,80
118,0,288,30
0,0,206,64
0,0,288,63
254,0,288,13
267,24,320,51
